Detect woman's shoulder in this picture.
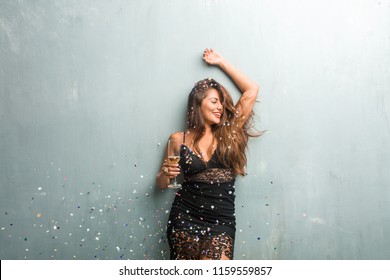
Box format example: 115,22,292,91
168,129,195,144
169,131,185,142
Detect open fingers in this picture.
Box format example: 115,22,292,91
203,48,221,65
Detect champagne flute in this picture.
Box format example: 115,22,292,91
167,139,181,189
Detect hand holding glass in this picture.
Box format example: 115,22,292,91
167,139,182,189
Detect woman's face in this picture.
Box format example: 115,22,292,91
200,88,223,126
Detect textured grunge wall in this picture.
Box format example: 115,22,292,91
1,0,390,259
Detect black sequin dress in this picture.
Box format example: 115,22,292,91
167,134,237,260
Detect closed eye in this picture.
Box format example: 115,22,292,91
210,98,219,104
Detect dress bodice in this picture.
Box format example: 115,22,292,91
179,144,236,184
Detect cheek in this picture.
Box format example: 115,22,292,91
200,102,212,113
199,106,208,120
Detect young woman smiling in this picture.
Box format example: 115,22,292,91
156,48,261,260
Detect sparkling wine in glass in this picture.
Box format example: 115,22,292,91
167,139,182,189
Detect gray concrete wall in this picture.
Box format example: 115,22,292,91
1,0,389,259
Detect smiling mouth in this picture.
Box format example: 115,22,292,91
213,112,221,118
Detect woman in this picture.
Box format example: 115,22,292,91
156,48,260,260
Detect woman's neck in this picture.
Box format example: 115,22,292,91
203,124,213,135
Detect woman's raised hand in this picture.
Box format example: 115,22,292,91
203,48,224,66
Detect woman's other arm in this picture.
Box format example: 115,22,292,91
156,133,182,189
203,48,259,127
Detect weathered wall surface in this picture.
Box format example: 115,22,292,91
1,0,389,259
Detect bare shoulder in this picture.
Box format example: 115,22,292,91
169,131,185,143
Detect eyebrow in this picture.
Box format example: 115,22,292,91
208,97,219,101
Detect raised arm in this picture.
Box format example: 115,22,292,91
203,48,259,127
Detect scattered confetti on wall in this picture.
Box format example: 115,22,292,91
1,0,390,260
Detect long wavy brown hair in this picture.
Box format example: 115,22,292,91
186,78,262,176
